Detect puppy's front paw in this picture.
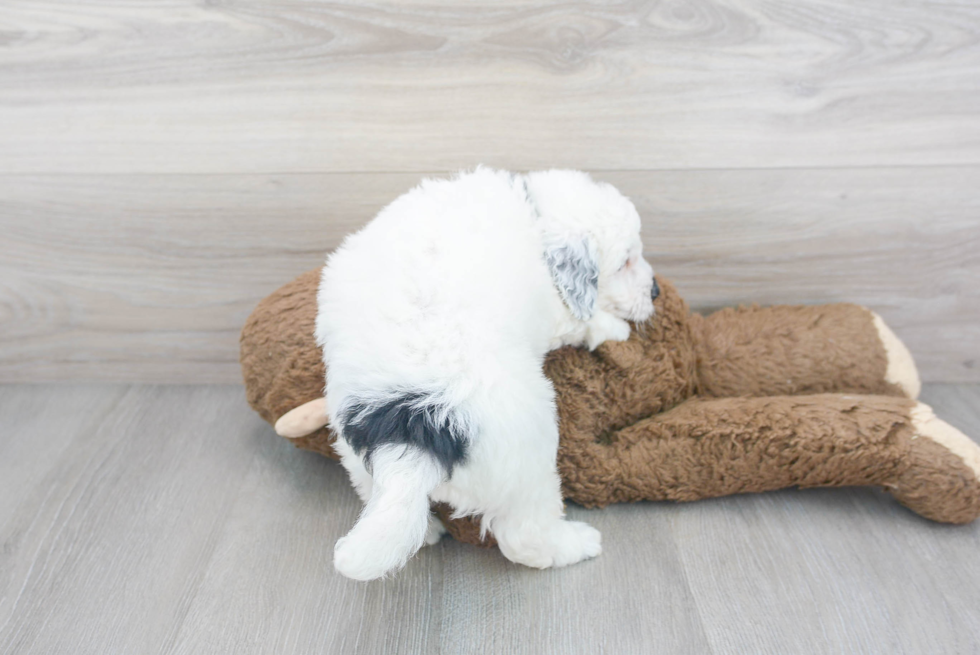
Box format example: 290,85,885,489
586,313,632,350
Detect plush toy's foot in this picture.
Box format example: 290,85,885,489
871,312,921,399
889,402,980,524
911,403,980,476
274,398,328,438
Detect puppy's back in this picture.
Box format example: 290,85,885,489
317,168,557,400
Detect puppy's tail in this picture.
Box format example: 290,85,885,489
333,396,468,581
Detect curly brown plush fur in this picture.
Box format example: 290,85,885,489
240,269,980,547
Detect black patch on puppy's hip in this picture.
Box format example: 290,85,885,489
338,394,468,475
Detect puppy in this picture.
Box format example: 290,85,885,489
315,167,657,580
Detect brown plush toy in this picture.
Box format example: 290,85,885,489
240,268,980,548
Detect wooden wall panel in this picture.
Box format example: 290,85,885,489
2,168,976,383
1,1,979,173
1,0,977,381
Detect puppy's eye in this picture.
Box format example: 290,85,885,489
618,257,632,271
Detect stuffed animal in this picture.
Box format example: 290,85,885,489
240,268,980,547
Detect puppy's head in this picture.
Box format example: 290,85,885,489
526,170,656,324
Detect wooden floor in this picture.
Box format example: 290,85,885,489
1,382,978,655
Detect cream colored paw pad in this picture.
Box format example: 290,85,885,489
872,312,921,399
274,397,329,438
911,402,980,481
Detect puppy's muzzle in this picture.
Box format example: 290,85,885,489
650,276,661,301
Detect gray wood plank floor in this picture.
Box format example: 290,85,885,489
1,383,978,654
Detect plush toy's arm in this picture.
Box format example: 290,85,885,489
556,394,980,524
689,303,920,400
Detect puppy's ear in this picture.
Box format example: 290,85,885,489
545,236,599,321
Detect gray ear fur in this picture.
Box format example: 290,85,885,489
545,237,599,321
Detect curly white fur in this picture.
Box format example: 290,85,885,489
316,167,655,580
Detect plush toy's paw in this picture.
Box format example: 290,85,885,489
497,519,602,569
586,312,632,351
872,312,921,399
423,512,447,546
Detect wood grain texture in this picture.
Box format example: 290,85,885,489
2,168,977,383
1,0,978,382
0,383,978,654
0,385,265,655
1,0,979,173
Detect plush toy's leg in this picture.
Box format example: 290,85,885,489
557,394,980,524
691,303,920,399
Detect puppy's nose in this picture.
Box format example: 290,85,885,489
650,276,660,301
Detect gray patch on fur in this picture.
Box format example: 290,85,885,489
338,393,468,475
546,239,599,321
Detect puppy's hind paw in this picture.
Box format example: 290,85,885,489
423,513,447,546
498,519,602,570
334,535,400,581
551,520,602,567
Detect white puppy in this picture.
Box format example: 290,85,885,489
315,167,657,581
